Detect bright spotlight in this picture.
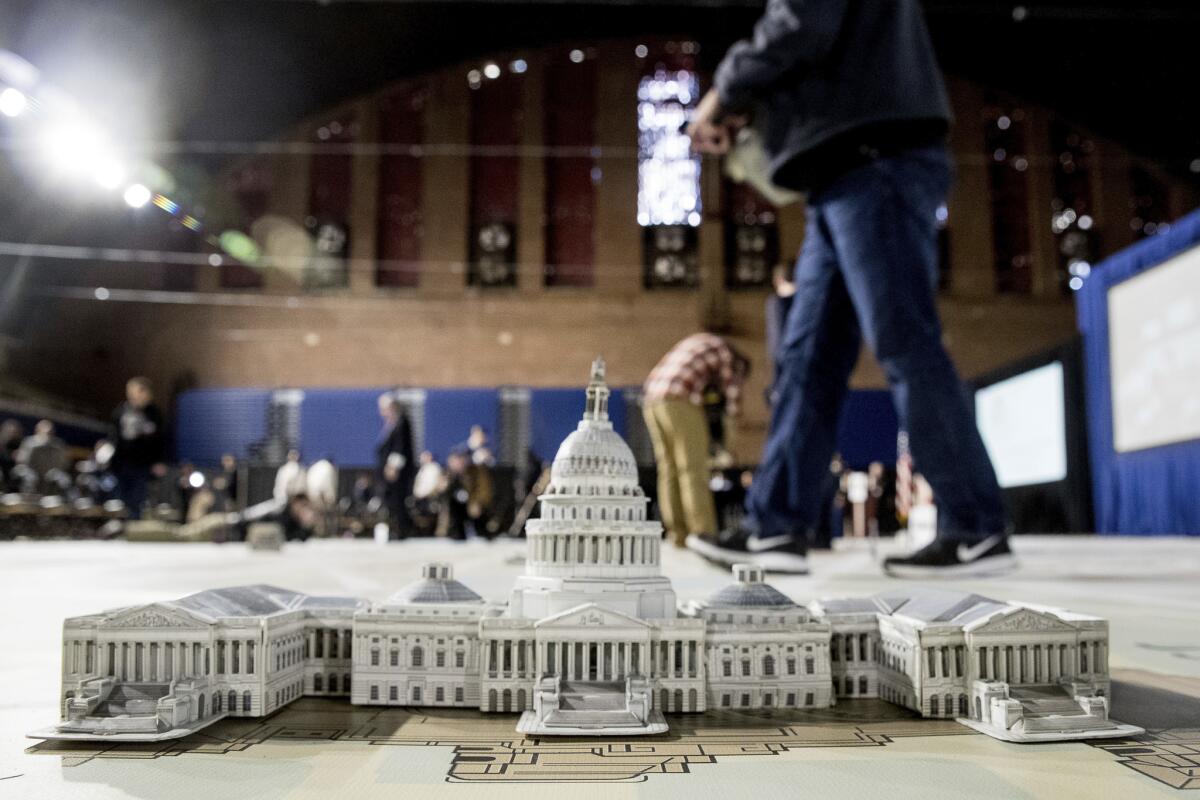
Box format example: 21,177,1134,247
187,471,205,489
483,63,501,80
38,120,109,177
94,158,125,190
123,183,151,208
0,87,27,117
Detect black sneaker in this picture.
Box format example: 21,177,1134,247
882,535,1016,578
686,527,810,574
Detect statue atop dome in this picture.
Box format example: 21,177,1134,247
583,355,610,424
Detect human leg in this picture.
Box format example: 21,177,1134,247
744,211,864,542
644,401,686,545
662,400,718,540
819,148,1005,542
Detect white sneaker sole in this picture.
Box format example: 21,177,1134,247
685,534,810,575
883,553,1017,579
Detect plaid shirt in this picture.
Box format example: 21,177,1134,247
644,333,744,417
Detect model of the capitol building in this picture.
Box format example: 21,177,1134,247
31,360,1141,744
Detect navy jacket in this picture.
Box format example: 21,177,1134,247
714,0,952,192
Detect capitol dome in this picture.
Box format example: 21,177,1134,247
706,564,798,609
543,357,643,497
388,563,483,605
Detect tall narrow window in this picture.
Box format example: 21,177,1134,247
544,51,597,287
1130,165,1173,242
377,84,426,288
985,103,1033,294
1050,121,1097,295
306,116,356,289
638,67,701,288
222,160,270,289
724,180,778,289
468,64,522,287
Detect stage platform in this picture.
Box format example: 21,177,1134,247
2,535,1198,798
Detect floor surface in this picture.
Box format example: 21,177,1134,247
2,535,1198,798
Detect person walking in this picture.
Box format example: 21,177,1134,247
643,332,750,548
685,0,1011,576
110,377,167,519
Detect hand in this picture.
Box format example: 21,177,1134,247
151,463,168,478
687,89,733,155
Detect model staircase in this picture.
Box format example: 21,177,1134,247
93,683,170,717
544,682,641,728
1010,685,1112,733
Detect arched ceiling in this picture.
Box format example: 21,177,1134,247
1,0,1198,179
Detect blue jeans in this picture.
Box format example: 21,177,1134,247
747,146,1005,545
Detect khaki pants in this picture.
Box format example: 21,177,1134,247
643,399,717,546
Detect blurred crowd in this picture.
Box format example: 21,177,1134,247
0,379,548,544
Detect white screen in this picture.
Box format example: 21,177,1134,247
1108,243,1200,453
975,362,1068,488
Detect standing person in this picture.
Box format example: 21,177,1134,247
0,419,23,493
212,453,240,511
643,333,750,548
272,449,307,504
684,0,1010,577
110,377,167,519
376,393,415,539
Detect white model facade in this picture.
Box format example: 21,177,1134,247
34,359,1140,744
48,586,364,740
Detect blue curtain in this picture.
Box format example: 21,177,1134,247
1076,208,1200,534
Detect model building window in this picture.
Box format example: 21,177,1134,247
805,657,815,675
723,660,732,677
370,649,380,667
763,693,773,707
455,686,464,703
638,69,701,288
805,692,815,707
436,687,445,702
436,651,446,668
389,686,398,701
390,649,399,667
413,686,422,703
305,115,356,289
370,685,379,701
242,691,252,712
859,676,869,695
721,694,731,708
467,61,522,288
930,695,939,716
411,646,424,667
740,693,750,708
762,655,775,676
455,651,465,668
